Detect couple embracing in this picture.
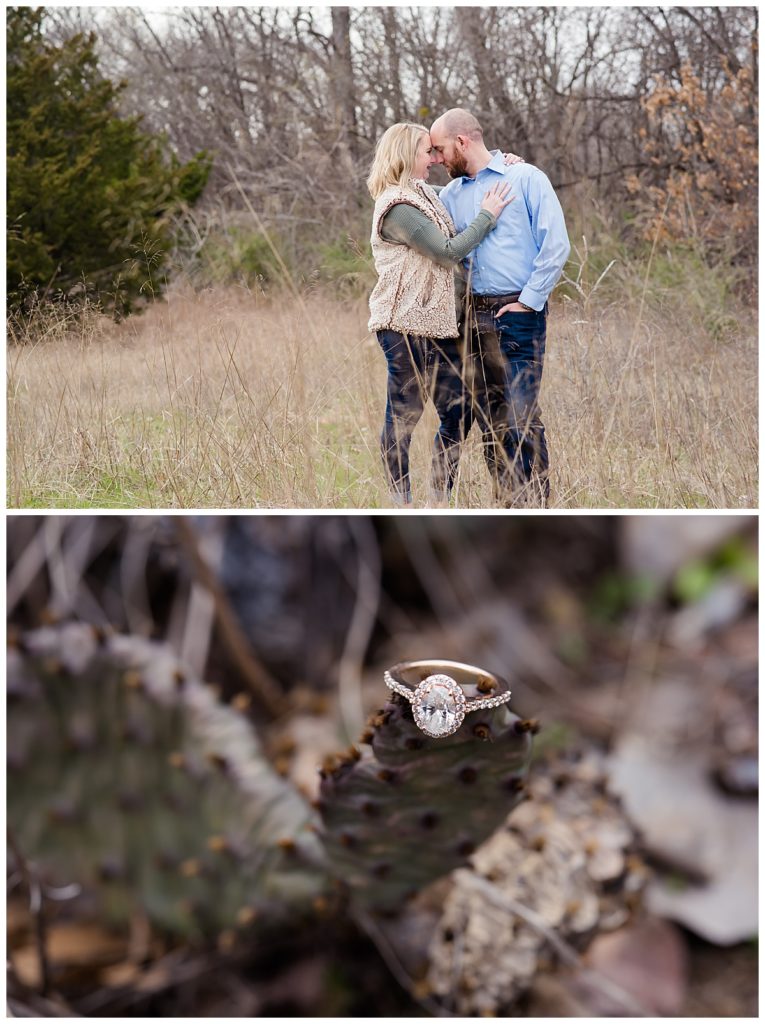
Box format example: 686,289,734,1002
367,108,570,508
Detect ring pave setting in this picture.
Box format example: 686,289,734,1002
384,664,512,739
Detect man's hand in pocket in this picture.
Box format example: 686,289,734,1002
495,301,535,316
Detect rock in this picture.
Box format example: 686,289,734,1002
608,706,758,944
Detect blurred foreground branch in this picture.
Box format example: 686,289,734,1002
174,517,285,716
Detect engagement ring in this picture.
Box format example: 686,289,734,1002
384,659,512,738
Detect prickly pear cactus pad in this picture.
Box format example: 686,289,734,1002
7,623,326,937
317,692,534,913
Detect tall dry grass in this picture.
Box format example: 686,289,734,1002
7,278,757,509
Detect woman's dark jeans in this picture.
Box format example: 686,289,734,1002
377,329,469,502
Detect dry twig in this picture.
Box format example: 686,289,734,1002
174,516,285,717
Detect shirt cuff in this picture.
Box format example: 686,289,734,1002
518,286,546,311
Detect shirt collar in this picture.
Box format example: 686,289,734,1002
459,150,505,183
482,150,507,175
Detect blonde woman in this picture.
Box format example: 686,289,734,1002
368,122,514,506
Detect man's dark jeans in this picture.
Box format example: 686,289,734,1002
466,306,549,506
377,329,468,502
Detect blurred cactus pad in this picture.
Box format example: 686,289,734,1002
318,693,534,912
7,623,326,937
8,622,534,938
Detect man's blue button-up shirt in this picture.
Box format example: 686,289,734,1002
438,150,571,310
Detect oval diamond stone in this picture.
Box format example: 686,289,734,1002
413,674,465,737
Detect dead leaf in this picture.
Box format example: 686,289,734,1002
12,921,127,988
575,916,688,1015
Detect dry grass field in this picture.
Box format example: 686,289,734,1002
7,284,757,509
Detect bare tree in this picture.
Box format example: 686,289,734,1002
40,5,757,257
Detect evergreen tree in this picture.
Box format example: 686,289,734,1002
7,8,211,315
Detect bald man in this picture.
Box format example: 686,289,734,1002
429,108,570,507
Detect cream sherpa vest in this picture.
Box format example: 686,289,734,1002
368,180,459,339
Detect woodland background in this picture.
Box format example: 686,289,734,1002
7,6,759,507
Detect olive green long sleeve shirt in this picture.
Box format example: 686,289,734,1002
379,204,496,268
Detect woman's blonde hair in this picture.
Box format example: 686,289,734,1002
367,122,429,199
